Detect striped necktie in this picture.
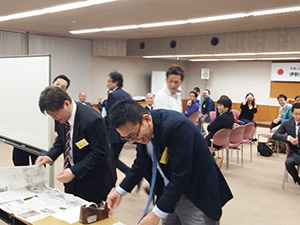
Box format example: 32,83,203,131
64,121,71,169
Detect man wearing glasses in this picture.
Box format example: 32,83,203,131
106,100,232,225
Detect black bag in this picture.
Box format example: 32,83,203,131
257,142,273,157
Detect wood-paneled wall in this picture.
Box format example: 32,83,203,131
182,99,279,122
270,81,300,99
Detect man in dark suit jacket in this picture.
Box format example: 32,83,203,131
36,87,116,204
273,103,300,185
13,74,71,166
145,92,154,112
106,71,132,175
205,97,235,148
107,100,233,225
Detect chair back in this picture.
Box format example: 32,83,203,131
243,122,254,140
209,111,217,122
212,128,231,147
232,109,240,119
229,125,245,144
188,111,201,125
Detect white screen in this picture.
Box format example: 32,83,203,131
0,55,50,150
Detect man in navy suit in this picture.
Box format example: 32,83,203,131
36,87,116,204
273,103,300,185
106,71,132,175
107,100,233,225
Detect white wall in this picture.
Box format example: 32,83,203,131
186,61,279,106
29,34,93,101
91,56,188,103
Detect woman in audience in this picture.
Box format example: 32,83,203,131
238,92,258,126
184,91,200,117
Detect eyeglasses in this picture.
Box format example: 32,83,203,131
121,121,142,141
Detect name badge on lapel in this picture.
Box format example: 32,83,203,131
75,138,89,149
160,147,169,164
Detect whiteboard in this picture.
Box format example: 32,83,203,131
0,55,50,151
151,71,166,95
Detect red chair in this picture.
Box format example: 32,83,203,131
231,109,240,120
210,128,231,169
188,111,201,125
209,111,216,123
229,125,245,166
242,122,255,162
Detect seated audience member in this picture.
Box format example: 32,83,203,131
205,97,235,148
270,94,292,131
145,93,154,111
238,92,257,126
273,103,300,186
98,90,111,118
281,95,300,122
193,87,203,109
78,91,93,107
199,89,215,134
184,91,200,117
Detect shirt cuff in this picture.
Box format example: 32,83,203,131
287,135,291,142
152,205,168,218
115,186,127,196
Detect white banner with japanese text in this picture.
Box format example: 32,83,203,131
271,63,300,82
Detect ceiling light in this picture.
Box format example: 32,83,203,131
0,0,115,22
250,6,300,16
70,5,300,34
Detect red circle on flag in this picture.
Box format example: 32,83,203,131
277,69,284,75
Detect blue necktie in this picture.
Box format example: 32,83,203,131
138,147,157,223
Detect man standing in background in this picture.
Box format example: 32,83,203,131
153,65,184,113
106,71,132,176
12,74,70,166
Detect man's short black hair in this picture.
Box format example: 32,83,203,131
109,71,124,88
52,74,71,89
292,103,300,112
277,94,287,101
39,86,71,113
294,95,300,100
109,100,148,129
166,65,184,81
193,87,200,93
217,97,232,110
204,88,210,94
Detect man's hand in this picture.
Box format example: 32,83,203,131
106,188,122,216
56,168,74,183
273,119,279,124
138,211,160,225
200,117,206,124
35,156,51,166
289,136,299,146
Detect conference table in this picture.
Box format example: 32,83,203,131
0,209,122,225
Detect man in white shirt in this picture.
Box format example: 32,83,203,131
153,65,184,113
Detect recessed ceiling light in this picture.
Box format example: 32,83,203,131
70,5,300,34
0,0,115,22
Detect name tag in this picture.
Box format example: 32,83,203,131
75,138,89,149
160,147,169,164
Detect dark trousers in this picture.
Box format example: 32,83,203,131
270,120,281,130
285,152,300,183
111,142,130,175
12,147,38,166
